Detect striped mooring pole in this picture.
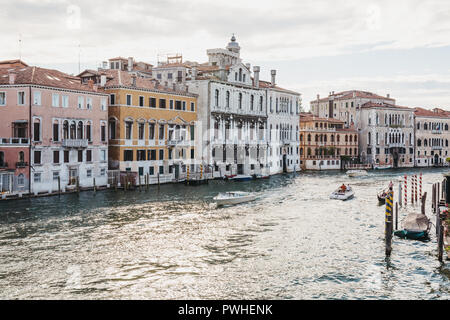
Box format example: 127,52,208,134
200,164,203,180
404,175,407,206
419,173,422,200
385,189,394,256
414,174,418,203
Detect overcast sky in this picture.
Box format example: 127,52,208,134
2,0,450,110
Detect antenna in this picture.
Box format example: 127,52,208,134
19,33,22,60
78,43,81,74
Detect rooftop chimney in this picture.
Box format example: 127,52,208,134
100,75,107,87
128,57,133,72
271,70,276,86
317,94,320,101
8,70,17,85
387,93,390,98
192,66,198,80
253,66,260,88
131,74,136,87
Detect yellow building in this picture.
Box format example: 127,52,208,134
79,69,198,184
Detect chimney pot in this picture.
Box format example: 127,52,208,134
100,75,107,87
271,70,276,86
8,70,17,85
253,66,260,88
128,57,133,72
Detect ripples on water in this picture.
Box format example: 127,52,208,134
0,168,449,299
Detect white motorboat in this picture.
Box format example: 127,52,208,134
330,186,355,201
347,170,368,177
213,191,257,206
374,165,392,170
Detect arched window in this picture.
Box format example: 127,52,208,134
70,122,76,139
63,120,69,139
109,119,117,140
0,151,4,167
17,174,25,186
18,151,24,163
239,68,242,81
417,139,421,147
77,121,83,139
307,134,311,142
424,123,428,130
424,139,428,147
215,89,219,107
354,135,357,142
226,91,230,108
259,96,263,111
250,95,254,111
238,93,242,109
307,148,311,156
315,134,319,142
300,134,303,142
445,124,449,131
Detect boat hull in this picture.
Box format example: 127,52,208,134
214,195,257,206
330,191,354,201
394,229,429,240
377,195,386,204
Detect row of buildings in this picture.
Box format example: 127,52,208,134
303,91,450,170
0,36,302,197
1,36,449,197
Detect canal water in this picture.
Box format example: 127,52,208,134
0,168,449,299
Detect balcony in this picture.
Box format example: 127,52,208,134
16,162,28,168
432,145,443,150
0,138,29,145
432,130,442,134
62,139,89,148
0,162,8,169
389,143,405,148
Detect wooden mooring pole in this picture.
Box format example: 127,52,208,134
395,202,398,231
93,177,96,194
385,190,394,257
438,223,444,262
58,176,61,196
76,176,80,195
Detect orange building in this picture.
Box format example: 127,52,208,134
79,68,198,184
299,113,358,170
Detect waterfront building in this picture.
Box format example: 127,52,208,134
183,35,301,177
79,68,199,184
310,90,394,128
414,107,450,167
0,61,109,196
358,102,415,168
299,113,358,170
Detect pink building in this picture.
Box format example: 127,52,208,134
0,60,109,198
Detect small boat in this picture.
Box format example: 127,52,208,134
330,186,354,201
253,174,270,179
394,213,430,241
223,174,236,180
231,175,253,182
377,192,387,204
374,165,392,170
347,170,368,177
213,191,257,206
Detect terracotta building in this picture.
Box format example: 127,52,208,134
299,113,358,170
0,61,109,197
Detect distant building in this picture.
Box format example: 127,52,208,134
310,90,394,128
299,113,358,170
0,62,109,197
359,102,415,168
414,107,450,167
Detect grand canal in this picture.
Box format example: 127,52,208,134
0,168,449,299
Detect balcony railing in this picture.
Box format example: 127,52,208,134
0,138,29,145
432,145,443,150
0,162,8,168
432,130,442,134
388,143,405,148
62,139,89,148
16,162,28,168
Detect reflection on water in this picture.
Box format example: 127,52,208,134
0,168,449,299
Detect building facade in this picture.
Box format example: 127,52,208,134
186,36,301,177
414,107,450,167
299,113,358,170
0,61,109,197
80,69,199,184
310,90,394,128
359,102,415,168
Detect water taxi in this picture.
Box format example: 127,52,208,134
213,191,257,206
330,186,354,201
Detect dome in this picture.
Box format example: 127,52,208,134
227,34,240,52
